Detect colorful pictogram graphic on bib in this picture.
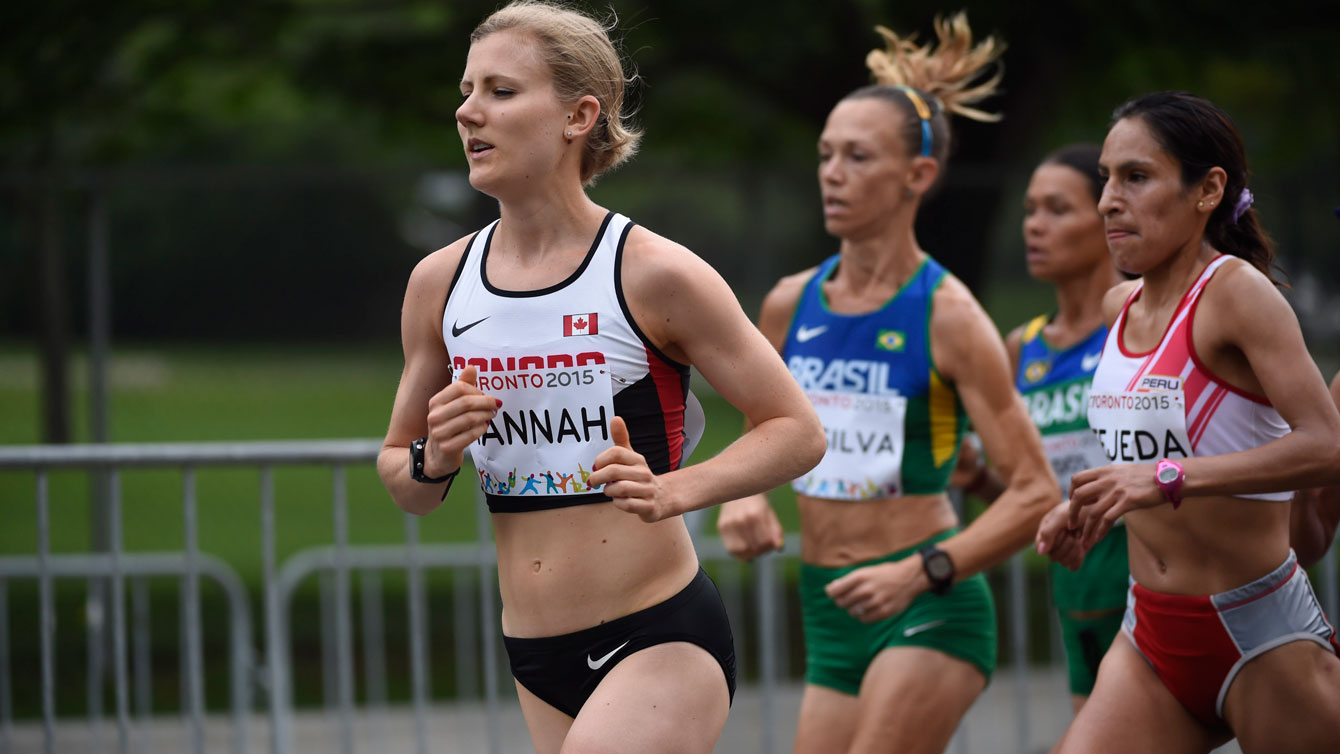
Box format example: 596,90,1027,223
471,351,615,497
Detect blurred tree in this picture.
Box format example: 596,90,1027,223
1,0,1335,386
2,0,301,442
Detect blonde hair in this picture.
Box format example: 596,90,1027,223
847,12,1005,164
471,1,641,186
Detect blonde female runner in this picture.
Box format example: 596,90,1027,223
719,16,1058,754
379,3,824,752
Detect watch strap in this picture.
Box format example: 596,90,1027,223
1154,458,1184,510
410,436,459,501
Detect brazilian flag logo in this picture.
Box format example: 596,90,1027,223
876,330,906,352
1024,360,1050,383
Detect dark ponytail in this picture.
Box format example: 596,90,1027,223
1042,143,1103,204
1111,91,1284,286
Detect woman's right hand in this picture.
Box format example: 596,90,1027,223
717,495,785,560
424,365,500,476
1036,499,1088,571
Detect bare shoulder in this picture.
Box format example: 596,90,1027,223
618,225,744,356
1196,256,1297,343
1202,256,1287,309
620,224,719,295
1004,321,1028,367
406,234,472,298
400,234,476,354
755,266,819,342
1005,320,1032,351
1101,279,1140,327
761,268,817,317
928,272,1005,383
929,271,990,332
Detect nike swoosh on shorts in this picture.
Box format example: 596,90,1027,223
587,640,630,670
902,619,946,637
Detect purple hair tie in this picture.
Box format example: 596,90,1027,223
1231,188,1254,224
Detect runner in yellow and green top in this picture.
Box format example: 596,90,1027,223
717,16,1059,754
956,144,1128,716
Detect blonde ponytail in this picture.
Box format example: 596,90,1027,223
866,13,1006,124
845,12,1005,167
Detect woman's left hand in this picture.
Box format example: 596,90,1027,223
1036,499,1088,570
589,416,677,522
1068,463,1164,548
824,556,926,623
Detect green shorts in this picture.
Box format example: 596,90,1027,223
1051,525,1129,695
1056,605,1124,695
799,530,997,696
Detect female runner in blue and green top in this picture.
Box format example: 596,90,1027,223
958,144,1128,717
717,15,1059,754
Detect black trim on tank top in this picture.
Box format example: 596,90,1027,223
480,212,614,298
442,228,481,316
612,222,690,375
487,491,609,513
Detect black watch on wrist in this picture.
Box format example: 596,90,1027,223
919,545,956,596
409,436,458,499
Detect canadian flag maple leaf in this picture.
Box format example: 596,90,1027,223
563,312,598,336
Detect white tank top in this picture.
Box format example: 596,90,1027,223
1087,255,1291,501
443,212,704,513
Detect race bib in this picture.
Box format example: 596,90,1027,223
1086,391,1191,465
792,389,907,500
471,356,614,497
1042,429,1113,492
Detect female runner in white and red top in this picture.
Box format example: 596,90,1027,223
378,4,824,753
1037,91,1340,754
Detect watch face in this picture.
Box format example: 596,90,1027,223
1157,465,1180,484
927,553,952,579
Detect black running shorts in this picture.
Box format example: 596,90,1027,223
503,567,737,718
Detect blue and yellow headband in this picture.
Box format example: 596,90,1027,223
894,85,934,157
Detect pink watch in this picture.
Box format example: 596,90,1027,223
1155,459,1184,509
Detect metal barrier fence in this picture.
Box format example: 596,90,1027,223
1,441,1335,754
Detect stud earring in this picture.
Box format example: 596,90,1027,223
566,131,572,137
1198,201,1204,208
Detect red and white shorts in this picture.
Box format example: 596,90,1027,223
1123,551,1340,726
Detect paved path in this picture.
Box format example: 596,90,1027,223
7,671,1243,753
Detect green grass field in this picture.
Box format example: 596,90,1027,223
0,342,806,581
